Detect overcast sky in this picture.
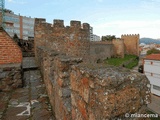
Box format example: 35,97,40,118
5,0,160,39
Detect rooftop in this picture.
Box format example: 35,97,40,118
144,54,160,60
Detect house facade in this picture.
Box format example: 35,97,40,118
1,9,34,40
143,54,160,96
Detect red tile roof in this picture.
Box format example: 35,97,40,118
144,54,160,60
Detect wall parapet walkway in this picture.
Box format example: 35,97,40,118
36,46,151,120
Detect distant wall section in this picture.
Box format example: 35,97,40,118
90,42,114,62
0,64,22,91
36,47,151,120
112,39,124,58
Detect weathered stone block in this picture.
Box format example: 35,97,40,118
0,64,22,92
77,99,88,120
71,65,150,120
62,87,71,97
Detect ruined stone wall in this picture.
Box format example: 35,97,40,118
36,47,151,120
0,27,22,64
34,18,52,59
34,18,150,119
36,47,82,120
112,39,124,58
35,18,138,62
121,34,139,56
71,65,150,120
89,42,114,62
0,63,22,92
34,18,90,61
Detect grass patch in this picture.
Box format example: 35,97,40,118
104,54,138,69
125,60,138,69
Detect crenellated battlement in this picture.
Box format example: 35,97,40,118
121,34,139,37
41,23,52,29
82,23,90,30
70,20,81,28
34,18,52,32
35,18,46,24
34,18,90,58
53,19,64,28
35,18,90,31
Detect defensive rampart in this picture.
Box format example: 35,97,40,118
34,18,150,120
90,42,114,62
36,46,150,120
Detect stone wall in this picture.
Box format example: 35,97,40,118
36,47,82,120
36,47,151,120
35,18,121,63
71,65,150,120
34,18,150,119
34,18,141,62
90,42,114,62
34,18,90,61
34,18,52,58
0,63,22,92
0,27,22,64
121,34,139,56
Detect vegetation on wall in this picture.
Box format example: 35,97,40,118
102,35,116,41
104,54,139,69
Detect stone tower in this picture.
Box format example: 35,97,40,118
121,34,139,56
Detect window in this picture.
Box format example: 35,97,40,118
23,18,34,25
23,30,28,35
5,28,14,33
4,16,19,23
14,23,20,28
153,85,160,91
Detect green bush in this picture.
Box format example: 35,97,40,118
147,48,160,55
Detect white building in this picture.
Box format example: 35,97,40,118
92,34,101,41
143,54,160,96
1,9,34,40
90,26,93,41
89,26,101,41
